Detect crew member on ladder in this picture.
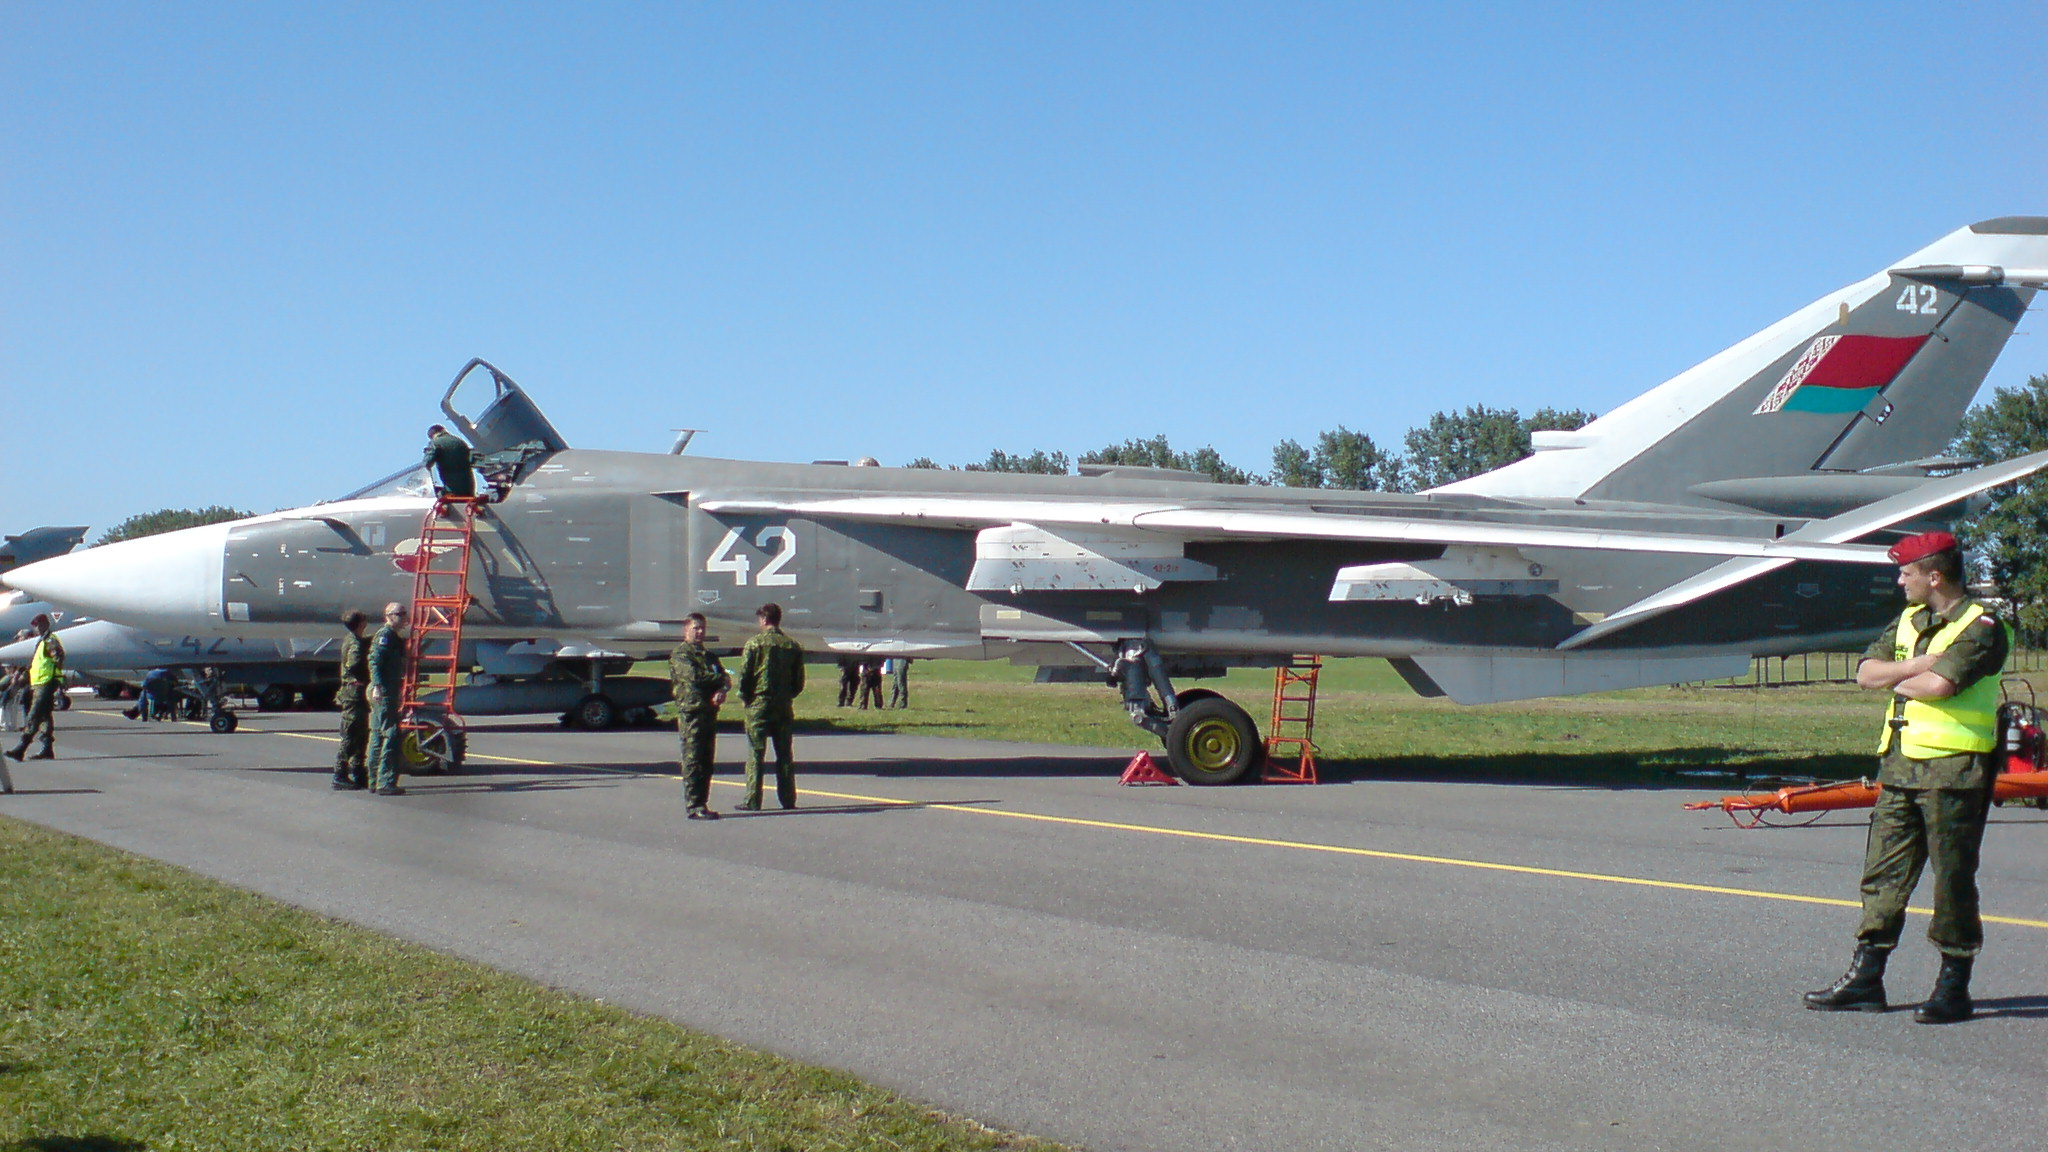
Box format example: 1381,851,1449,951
424,424,475,502
1804,531,2009,1024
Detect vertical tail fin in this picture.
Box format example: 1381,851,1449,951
1440,218,2048,506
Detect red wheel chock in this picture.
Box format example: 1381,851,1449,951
1119,751,1179,786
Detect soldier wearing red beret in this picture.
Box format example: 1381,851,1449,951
1804,530,2009,1024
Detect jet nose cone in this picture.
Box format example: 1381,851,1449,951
4,523,229,632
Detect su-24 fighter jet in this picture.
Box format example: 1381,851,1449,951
11,217,2048,784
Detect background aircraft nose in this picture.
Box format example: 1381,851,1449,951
3,522,229,633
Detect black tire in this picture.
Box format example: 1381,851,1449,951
573,693,617,731
256,684,295,712
209,711,238,734
55,692,71,711
1163,695,1261,786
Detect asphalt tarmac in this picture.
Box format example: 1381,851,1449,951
6,698,2047,1151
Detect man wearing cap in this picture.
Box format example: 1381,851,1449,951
6,614,64,766
1805,531,2009,1024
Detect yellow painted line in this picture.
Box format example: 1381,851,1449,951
236,725,2048,931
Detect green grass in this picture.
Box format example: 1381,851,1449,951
0,818,1065,1152
767,656,2048,789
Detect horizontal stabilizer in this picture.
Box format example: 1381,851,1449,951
1558,447,2048,649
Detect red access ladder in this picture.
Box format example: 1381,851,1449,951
399,495,480,747
1263,655,1322,783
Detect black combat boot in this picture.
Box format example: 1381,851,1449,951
1914,955,1974,1024
1803,944,1889,1011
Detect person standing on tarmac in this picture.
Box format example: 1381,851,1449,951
837,655,859,708
669,613,730,821
737,603,805,811
1804,531,2009,1024
6,614,64,764
331,610,374,791
364,602,411,796
423,424,475,500
887,657,911,709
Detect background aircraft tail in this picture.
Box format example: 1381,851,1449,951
1439,218,2048,509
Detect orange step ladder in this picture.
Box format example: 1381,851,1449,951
1263,655,1322,784
399,495,481,761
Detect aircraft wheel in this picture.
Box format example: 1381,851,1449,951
573,693,617,731
55,692,72,711
257,684,295,712
1164,696,1261,786
209,711,238,734
404,725,466,774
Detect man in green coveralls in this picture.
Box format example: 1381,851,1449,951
6,614,64,766
669,612,729,821
330,610,374,790
1804,531,2009,1024
364,602,411,797
423,424,475,499
737,602,805,811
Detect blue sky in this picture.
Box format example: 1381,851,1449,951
4,1,2043,536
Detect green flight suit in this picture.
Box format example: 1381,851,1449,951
669,640,729,811
333,629,372,787
738,626,805,809
424,432,475,498
1853,598,2009,957
365,625,409,791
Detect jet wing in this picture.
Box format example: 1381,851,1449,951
695,496,1894,564
1557,447,2048,650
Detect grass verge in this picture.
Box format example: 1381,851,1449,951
775,658,2048,788
0,817,1064,1152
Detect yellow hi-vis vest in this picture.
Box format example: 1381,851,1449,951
29,636,62,687
1878,601,2006,758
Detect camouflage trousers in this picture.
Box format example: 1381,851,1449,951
11,684,58,756
334,689,369,784
743,707,796,809
1856,784,1990,957
677,708,718,809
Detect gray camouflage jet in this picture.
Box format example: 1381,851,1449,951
11,217,2048,783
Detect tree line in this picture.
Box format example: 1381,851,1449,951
908,404,1599,492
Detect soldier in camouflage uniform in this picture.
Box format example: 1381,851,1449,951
737,602,805,810
669,612,729,820
331,610,374,790
1805,531,2009,1024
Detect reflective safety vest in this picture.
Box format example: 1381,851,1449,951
29,636,62,687
1879,601,2007,758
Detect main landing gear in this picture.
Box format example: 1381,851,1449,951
1107,640,1263,786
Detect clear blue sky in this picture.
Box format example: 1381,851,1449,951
4,1,2043,536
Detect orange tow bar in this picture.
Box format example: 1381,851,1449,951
1687,772,2048,827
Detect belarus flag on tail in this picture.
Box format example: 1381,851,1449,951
1752,333,1928,415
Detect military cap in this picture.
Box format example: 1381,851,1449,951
1887,530,1958,566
